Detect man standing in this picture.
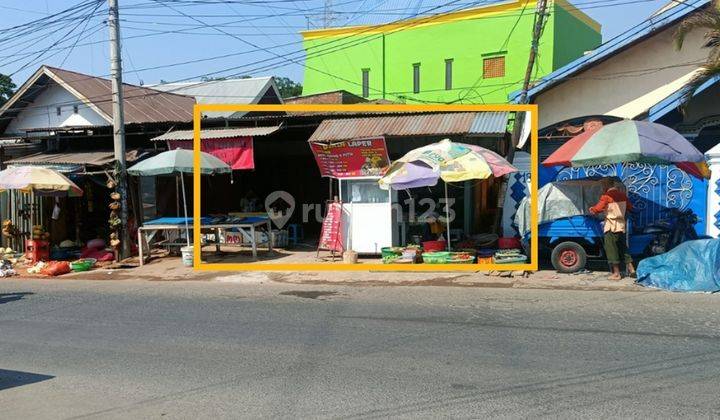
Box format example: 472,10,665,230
589,181,636,280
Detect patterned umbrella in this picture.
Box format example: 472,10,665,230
0,166,83,197
378,139,517,250
543,120,709,178
378,139,517,190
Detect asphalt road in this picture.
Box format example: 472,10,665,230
1,278,719,419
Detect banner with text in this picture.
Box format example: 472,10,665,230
318,202,344,253
310,137,389,178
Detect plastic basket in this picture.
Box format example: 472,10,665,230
422,251,451,264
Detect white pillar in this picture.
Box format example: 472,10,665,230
705,145,720,238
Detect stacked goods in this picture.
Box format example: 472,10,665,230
382,246,422,264
2,220,20,238
381,247,403,264
108,191,121,253
446,251,475,264
31,225,50,241
493,249,527,264
422,251,451,264
423,251,476,264
0,247,17,259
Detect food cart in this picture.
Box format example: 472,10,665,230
310,137,400,255
338,177,399,254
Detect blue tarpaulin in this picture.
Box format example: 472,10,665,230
637,239,720,292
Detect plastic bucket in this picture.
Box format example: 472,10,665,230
181,246,194,267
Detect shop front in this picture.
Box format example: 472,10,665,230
307,112,516,263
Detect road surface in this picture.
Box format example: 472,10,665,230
1,278,719,418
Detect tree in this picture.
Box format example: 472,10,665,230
0,74,16,107
275,77,303,98
674,1,720,104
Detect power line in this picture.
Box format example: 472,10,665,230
0,0,706,117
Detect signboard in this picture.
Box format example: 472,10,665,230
310,137,389,178
222,231,244,245
170,137,254,170
318,202,344,253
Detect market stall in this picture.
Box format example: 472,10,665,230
377,138,518,264
129,149,271,265
136,214,273,265
0,166,98,276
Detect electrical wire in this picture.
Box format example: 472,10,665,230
0,0,708,116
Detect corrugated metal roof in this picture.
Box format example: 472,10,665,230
149,78,281,118
45,67,195,124
151,126,282,142
469,111,510,134
309,112,508,142
513,0,710,102
7,149,142,167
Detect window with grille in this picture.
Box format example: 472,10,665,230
483,56,505,78
361,69,370,98
412,63,420,94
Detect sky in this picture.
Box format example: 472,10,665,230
0,0,671,88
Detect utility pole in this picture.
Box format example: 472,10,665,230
495,0,548,234
108,0,131,259
510,0,548,162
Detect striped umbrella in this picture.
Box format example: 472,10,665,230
543,120,709,178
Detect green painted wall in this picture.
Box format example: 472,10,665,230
551,4,602,69
301,2,600,104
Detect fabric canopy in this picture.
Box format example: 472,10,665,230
169,137,254,170
515,178,624,236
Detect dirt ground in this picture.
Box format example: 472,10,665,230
8,246,646,292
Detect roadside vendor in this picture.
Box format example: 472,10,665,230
589,180,637,280
421,212,446,242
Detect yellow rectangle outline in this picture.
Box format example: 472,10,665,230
192,104,539,272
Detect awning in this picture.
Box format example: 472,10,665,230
6,150,143,173
151,126,281,142
308,112,508,143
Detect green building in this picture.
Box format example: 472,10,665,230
300,0,601,104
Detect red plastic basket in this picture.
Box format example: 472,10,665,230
422,240,447,252
497,237,521,249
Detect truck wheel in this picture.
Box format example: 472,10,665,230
551,241,587,273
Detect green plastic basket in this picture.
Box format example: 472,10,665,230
422,251,451,264
381,247,403,258
70,259,95,272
